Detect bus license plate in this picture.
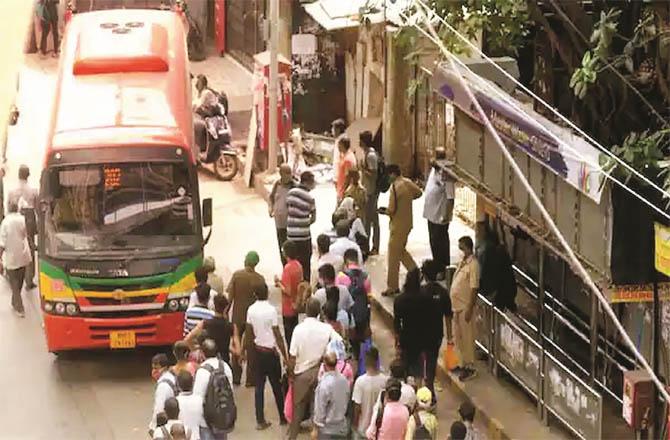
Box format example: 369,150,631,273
110,330,136,349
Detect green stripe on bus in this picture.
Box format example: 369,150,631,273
39,255,202,288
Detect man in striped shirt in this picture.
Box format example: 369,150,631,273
183,283,214,336
286,171,317,282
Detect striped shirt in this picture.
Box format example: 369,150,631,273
286,185,316,241
183,305,214,337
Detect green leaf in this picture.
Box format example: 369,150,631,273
582,51,592,65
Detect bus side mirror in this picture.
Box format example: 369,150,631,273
202,198,212,227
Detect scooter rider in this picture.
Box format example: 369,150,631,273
193,74,219,153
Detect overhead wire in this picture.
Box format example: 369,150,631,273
408,0,670,404
414,0,670,206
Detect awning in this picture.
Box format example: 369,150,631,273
303,0,410,31
431,62,606,204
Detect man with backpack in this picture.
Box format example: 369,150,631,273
335,248,372,358
405,387,438,439
193,339,235,439
149,354,178,437
313,264,354,313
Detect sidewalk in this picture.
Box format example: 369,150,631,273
254,179,570,440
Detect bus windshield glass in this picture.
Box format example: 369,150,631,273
43,162,198,258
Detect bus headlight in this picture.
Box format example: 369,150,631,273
179,297,189,309
55,303,66,314
65,304,78,316
167,299,179,312
44,302,54,313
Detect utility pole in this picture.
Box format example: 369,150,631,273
267,0,279,172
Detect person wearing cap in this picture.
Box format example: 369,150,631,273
405,387,438,440
458,401,482,440
227,250,266,386
202,256,225,298
7,164,38,290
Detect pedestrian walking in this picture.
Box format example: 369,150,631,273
314,234,344,283
37,0,59,57
186,294,237,365
366,378,410,440
275,240,303,346
175,371,203,440
149,354,178,437
331,119,346,192
393,268,430,379
336,197,368,260
0,201,32,317
344,169,367,223
226,251,265,385
189,267,217,309
152,397,189,439
312,351,351,439
329,220,363,264
7,164,38,290
360,131,380,255
370,359,416,419
421,259,452,402
352,346,388,439
336,136,357,203
242,282,288,430
336,248,372,358
192,339,234,439
184,284,215,337
286,170,317,282
405,387,438,440
450,236,479,382
423,164,455,271
202,257,225,299
449,421,467,440
172,340,198,376
269,163,295,265
288,298,342,440
459,401,483,440
313,264,353,313
381,165,422,296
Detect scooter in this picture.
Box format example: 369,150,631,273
197,110,240,181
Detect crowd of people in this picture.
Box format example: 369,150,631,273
146,123,487,439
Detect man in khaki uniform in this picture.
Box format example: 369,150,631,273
382,165,422,296
449,236,479,382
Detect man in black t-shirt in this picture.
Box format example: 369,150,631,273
421,259,453,404
185,294,237,364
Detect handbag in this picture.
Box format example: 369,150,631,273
443,341,460,371
283,381,294,422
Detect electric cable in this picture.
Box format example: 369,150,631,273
410,0,670,404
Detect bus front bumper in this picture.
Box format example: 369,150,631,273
43,312,184,352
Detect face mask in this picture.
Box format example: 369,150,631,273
151,368,162,382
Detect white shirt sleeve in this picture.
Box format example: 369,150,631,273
289,326,299,357
192,368,208,398
352,377,363,404
149,382,174,430
0,220,6,249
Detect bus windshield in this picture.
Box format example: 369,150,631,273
43,162,199,258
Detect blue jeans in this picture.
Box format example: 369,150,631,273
200,426,227,440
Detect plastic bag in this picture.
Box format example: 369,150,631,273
443,342,460,371
284,381,293,423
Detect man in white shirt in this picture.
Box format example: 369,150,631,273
152,397,190,439
329,220,363,264
243,282,288,430
288,298,341,440
193,339,233,439
314,234,344,283
7,165,38,289
0,201,32,317
149,354,177,437
423,163,455,271
313,263,354,312
188,266,218,309
351,346,387,439
175,370,203,440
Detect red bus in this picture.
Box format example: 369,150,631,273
38,9,211,353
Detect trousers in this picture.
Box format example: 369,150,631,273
7,266,26,313
232,323,255,385
283,315,299,347
254,348,285,424
293,239,312,283
364,193,380,252
387,229,416,290
276,228,288,266
288,365,320,439
453,310,475,367
40,19,59,55
427,220,450,269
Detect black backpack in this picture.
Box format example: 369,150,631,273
346,268,370,338
376,156,391,193
413,411,432,439
201,361,237,433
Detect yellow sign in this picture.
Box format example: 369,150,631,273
609,283,670,303
655,223,670,277
110,330,136,349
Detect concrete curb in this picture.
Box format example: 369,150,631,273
370,297,512,440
